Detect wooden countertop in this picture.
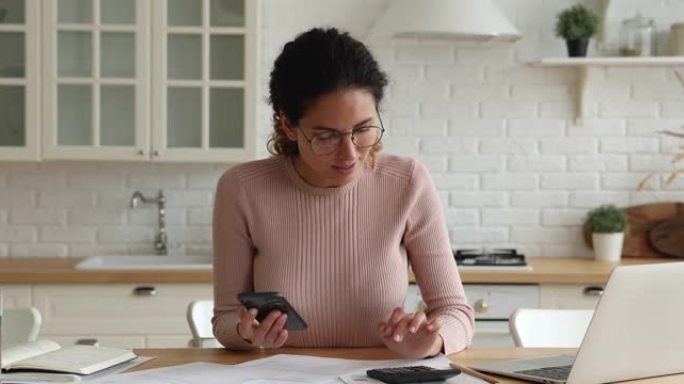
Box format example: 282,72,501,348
130,347,684,383
0,258,212,284
0,256,677,285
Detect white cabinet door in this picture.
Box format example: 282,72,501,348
0,0,40,161
33,283,212,348
40,0,257,163
0,284,32,307
151,0,257,162
42,0,151,161
540,284,604,309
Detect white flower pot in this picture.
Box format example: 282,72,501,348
592,232,624,262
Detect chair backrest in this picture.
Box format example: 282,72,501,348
2,307,42,348
186,300,221,347
509,308,594,348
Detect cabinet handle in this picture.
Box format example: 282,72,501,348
583,286,604,296
474,299,489,314
75,338,99,346
137,149,145,156
133,286,157,296
153,150,159,157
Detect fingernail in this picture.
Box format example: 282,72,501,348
249,308,258,316
393,334,402,342
410,326,416,333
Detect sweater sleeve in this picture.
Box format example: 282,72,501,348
403,160,475,355
211,168,258,350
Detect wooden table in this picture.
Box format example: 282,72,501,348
132,347,684,383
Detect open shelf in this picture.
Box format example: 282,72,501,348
531,57,684,124
534,57,684,67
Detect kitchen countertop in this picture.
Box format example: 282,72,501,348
0,256,677,285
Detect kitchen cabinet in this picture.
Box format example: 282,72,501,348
539,283,603,309
0,284,32,307
2,0,258,163
32,283,212,348
533,57,684,125
0,0,40,160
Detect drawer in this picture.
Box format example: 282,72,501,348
464,284,539,320
33,284,212,336
406,284,540,320
540,284,604,309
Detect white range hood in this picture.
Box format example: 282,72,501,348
371,0,520,42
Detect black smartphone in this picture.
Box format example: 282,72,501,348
237,291,308,331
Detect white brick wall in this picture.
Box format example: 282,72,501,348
1,0,684,259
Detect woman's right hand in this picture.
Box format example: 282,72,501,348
236,306,289,348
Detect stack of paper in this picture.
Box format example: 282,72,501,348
85,353,489,384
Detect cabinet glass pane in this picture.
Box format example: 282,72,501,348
0,85,24,146
101,32,135,78
0,0,24,24
210,35,243,80
58,31,92,77
101,85,134,146
167,34,201,80
0,32,24,77
210,88,243,148
167,87,201,148
210,0,244,27
58,85,92,145
58,0,92,23
168,0,201,26
101,0,135,25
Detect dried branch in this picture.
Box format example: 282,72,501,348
661,129,684,139
664,169,684,187
637,69,684,191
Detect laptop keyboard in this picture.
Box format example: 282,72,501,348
515,365,572,381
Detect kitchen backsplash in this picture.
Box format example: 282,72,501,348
1,0,684,258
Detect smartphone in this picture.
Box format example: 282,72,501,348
237,291,308,331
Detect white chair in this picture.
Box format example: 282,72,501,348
186,300,221,348
509,309,594,348
2,307,42,348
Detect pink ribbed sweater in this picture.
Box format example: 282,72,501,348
212,154,474,355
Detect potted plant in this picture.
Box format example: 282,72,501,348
554,4,600,57
584,204,627,262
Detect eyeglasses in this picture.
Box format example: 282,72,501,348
298,125,385,156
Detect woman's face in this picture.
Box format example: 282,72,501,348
282,88,380,188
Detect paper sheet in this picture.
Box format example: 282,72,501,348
86,353,489,384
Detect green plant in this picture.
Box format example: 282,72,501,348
554,4,600,40
584,205,627,233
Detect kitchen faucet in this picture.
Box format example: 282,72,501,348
130,190,167,255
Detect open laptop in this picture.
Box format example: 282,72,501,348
471,262,684,384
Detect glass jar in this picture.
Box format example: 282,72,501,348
619,12,655,57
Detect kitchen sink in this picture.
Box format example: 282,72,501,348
75,255,212,270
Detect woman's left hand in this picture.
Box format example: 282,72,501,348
377,307,443,359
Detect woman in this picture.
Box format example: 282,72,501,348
212,27,474,358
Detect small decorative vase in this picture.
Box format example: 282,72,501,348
592,232,624,262
566,38,589,57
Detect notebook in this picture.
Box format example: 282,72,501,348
1,340,137,375
471,262,684,384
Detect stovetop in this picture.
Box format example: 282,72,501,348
454,248,527,267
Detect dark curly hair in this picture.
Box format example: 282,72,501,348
267,27,388,156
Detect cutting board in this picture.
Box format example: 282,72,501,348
649,216,684,258
583,202,684,258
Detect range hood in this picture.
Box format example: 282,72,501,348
371,0,520,42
